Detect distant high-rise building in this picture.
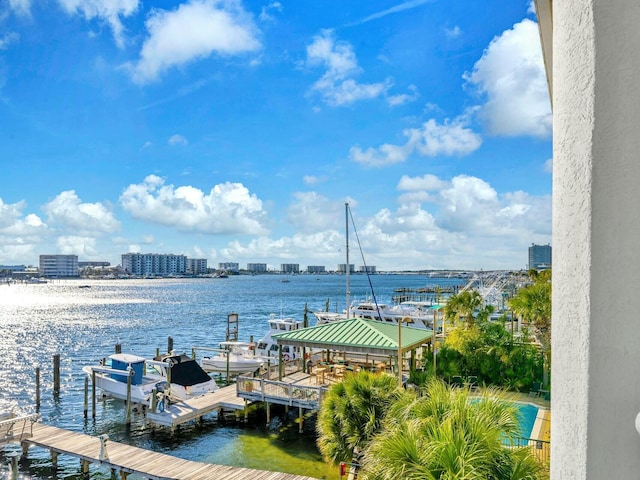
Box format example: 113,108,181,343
40,254,79,278
0,265,26,272
218,262,239,273
337,264,355,273
187,258,207,275
122,253,187,276
307,265,325,273
359,265,376,273
78,261,110,268
528,244,552,270
280,263,299,274
247,263,267,273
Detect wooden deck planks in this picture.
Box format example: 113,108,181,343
147,384,246,428
23,423,319,480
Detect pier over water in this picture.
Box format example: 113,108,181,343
16,422,318,480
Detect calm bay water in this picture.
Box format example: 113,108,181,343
0,274,463,479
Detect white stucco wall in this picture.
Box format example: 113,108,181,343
552,1,640,478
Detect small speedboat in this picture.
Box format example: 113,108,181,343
200,342,264,375
84,352,218,406
83,353,165,406
149,353,219,400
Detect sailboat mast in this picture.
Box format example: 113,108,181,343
345,202,351,319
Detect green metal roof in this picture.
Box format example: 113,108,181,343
272,318,433,356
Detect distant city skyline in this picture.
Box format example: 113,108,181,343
0,1,550,271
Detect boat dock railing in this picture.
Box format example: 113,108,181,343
0,411,40,445
236,375,325,409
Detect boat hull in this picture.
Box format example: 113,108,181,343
82,366,162,406
200,355,263,374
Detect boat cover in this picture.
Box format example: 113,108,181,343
159,354,212,387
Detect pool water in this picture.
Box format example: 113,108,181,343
514,402,539,439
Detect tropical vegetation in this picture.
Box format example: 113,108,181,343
508,270,552,386
316,370,400,464
317,374,546,480
444,290,495,327
436,317,543,391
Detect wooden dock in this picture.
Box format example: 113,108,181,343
21,423,319,480
146,383,247,428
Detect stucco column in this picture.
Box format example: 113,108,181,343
552,1,640,478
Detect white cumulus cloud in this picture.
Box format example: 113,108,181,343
0,32,20,50
119,175,269,235
168,134,188,146
350,117,482,167
57,0,139,48
464,18,551,138
56,235,98,257
42,191,121,235
287,192,344,233
259,1,282,22
398,174,447,191
387,84,419,107
7,0,32,16
394,173,552,239
0,198,46,234
306,29,390,106
209,172,551,270
129,0,261,84
0,198,47,262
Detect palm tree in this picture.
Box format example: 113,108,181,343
316,370,401,465
359,379,544,480
444,290,485,327
509,273,551,386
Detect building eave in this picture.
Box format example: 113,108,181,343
535,0,553,102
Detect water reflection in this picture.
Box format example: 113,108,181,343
0,275,461,479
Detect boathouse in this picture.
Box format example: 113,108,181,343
272,317,433,370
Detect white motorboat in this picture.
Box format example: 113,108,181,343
149,353,219,400
313,299,436,329
312,203,436,330
254,314,304,363
200,342,265,374
83,353,165,406
83,352,218,406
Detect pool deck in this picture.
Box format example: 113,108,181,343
510,391,550,441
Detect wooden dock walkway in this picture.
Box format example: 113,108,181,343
146,383,246,429
22,423,319,480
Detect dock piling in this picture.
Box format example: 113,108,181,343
81,458,89,477
167,336,173,353
115,343,121,354
298,406,303,433
266,402,271,426
35,367,40,411
91,370,96,418
10,454,18,480
53,354,60,393
151,388,157,413
84,376,89,418
125,370,132,426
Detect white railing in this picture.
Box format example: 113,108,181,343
0,412,40,444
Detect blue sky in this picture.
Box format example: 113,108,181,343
0,0,551,271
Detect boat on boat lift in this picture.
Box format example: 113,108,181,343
200,342,265,375
83,352,218,406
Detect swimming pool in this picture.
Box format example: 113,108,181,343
514,402,539,439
